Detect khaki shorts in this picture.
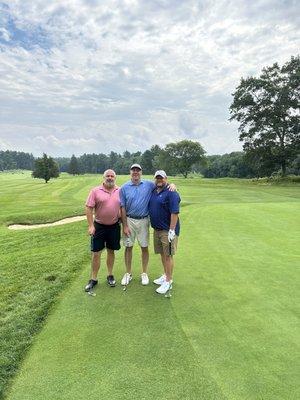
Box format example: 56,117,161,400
153,230,178,256
123,217,150,247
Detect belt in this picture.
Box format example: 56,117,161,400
126,215,148,220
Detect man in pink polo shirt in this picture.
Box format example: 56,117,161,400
84,169,121,292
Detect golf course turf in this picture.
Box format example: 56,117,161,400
0,172,299,399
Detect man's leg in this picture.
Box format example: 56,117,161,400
85,223,105,291
124,246,133,273
105,223,120,287
85,250,102,291
163,254,174,282
137,218,150,276
141,246,149,273
124,217,135,274
106,248,115,275
153,231,166,285
106,248,117,287
160,253,167,275
91,251,102,280
155,253,174,294
160,254,174,281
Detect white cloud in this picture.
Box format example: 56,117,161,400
0,0,299,156
0,27,11,41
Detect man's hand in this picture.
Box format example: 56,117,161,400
168,229,176,242
168,183,177,192
123,226,131,237
88,225,95,236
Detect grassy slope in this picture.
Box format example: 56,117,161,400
1,173,300,399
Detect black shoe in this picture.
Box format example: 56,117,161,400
107,275,116,287
85,279,98,292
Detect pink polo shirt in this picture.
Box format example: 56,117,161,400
85,185,120,225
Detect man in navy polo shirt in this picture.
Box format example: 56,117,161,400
149,170,181,294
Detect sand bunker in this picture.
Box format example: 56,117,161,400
8,216,86,230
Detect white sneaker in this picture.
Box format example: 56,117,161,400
153,274,166,285
141,273,149,285
121,273,132,285
156,280,172,294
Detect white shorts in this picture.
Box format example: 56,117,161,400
123,217,150,248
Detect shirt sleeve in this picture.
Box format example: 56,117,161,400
145,180,155,190
149,181,155,190
168,191,181,214
85,189,96,208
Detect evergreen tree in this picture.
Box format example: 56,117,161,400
32,153,60,183
68,154,80,175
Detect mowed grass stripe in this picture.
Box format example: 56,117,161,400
6,266,226,400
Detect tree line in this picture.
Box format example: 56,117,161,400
1,145,299,183
57,140,206,177
0,150,34,171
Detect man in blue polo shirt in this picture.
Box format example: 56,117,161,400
120,164,176,286
120,164,154,286
149,170,181,294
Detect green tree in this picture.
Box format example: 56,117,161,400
164,140,206,178
230,55,300,176
68,154,80,175
0,150,35,170
140,150,153,174
55,157,71,172
32,153,60,183
288,154,300,175
199,152,256,178
108,151,120,169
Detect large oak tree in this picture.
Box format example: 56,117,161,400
230,56,300,176
163,140,206,178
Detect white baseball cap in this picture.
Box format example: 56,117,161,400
154,170,167,178
130,163,142,170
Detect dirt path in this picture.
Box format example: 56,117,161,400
8,216,86,230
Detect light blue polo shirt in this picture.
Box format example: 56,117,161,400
120,180,155,217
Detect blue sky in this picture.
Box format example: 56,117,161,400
0,0,299,157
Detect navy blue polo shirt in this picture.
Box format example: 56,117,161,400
149,186,181,236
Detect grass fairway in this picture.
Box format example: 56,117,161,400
1,172,300,399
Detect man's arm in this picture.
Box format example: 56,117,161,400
169,213,179,231
121,206,131,236
86,206,95,236
120,186,131,236
168,191,180,241
146,179,177,192
168,213,178,242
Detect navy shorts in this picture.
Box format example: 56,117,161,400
91,221,121,252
